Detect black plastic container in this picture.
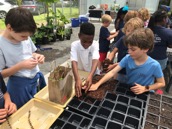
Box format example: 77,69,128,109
126,90,136,98
106,120,122,129
110,111,125,124
58,110,72,121
80,118,91,128
125,116,140,129
50,119,65,129
68,113,83,125
62,123,77,129
115,103,128,114
130,99,143,109
104,92,117,101
68,96,100,117
117,95,129,105
127,107,141,119
68,98,81,108
96,107,111,118
136,93,148,102
50,109,92,129
78,102,91,112
91,116,107,129
116,87,126,94
101,99,115,110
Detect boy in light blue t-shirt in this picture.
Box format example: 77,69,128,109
89,28,165,95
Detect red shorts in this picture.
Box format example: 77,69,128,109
99,52,107,62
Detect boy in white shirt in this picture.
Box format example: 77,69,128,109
70,23,99,97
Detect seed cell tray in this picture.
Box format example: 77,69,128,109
50,109,92,129
67,96,101,117
115,83,149,102
0,98,63,129
91,116,107,129
144,93,172,129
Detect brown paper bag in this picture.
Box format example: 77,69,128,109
48,66,73,105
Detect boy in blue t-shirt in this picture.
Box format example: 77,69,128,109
107,17,144,83
0,73,16,123
89,28,165,95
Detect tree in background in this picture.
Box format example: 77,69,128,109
16,0,22,6
38,0,59,24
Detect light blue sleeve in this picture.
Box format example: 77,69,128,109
0,49,6,71
29,37,37,52
154,63,164,78
119,54,129,68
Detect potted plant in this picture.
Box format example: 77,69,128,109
65,28,71,40
57,26,65,41
32,30,45,45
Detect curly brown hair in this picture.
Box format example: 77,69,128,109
138,8,150,22
124,28,154,52
123,17,144,34
124,10,139,23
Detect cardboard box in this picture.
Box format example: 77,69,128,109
0,98,63,129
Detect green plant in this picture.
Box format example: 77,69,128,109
38,0,60,25
57,27,65,38
15,0,22,6
64,28,71,36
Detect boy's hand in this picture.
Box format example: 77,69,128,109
75,79,82,97
82,76,92,92
4,101,17,115
33,54,45,64
130,83,146,94
20,58,38,69
0,109,8,123
88,83,99,91
107,63,118,72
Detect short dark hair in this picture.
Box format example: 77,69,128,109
5,7,37,34
148,9,168,31
124,28,154,52
79,22,95,35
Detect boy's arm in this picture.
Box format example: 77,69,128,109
107,31,119,41
1,58,38,78
84,59,99,92
89,64,122,91
72,61,82,97
107,47,118,61
4,92,17,114
1,63,24,78
131,77,165,94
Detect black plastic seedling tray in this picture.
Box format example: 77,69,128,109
50,109,92,129
113,83,149,129
144,93,172,129
50,82,172,129
67,96,101,117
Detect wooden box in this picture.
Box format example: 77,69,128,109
0,98,63,129
34,85,75,108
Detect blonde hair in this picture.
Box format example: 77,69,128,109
123,17,144,34
101,14,112,23
124,10,139,23
138,8,150,22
